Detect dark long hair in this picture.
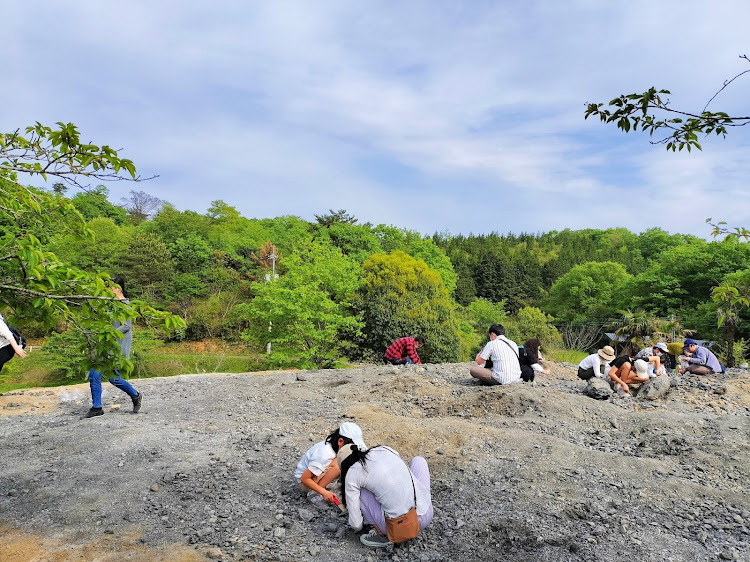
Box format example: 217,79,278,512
324,428,353,454
338,445,380,507
523,339,541,363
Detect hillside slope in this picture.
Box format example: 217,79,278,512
1,362,749,561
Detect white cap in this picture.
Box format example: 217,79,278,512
634,359,649,378
654,342,668,353
339,422,366,450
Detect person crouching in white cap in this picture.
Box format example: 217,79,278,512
633,342,668,376
294,422,366,505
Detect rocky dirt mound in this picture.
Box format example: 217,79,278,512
0,362,748,561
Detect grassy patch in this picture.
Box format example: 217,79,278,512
545,347,588,364
0,339,273,392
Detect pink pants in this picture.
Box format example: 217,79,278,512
359,456,433,533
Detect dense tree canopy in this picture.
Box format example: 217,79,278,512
0,122,183,377
7,122,750,370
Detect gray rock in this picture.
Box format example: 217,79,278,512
298,508,316,522
584,378,612,400
636,376,671,400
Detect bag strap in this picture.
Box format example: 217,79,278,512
499,337,521,368
380,446,416,509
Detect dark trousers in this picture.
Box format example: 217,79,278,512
0,345,15,373
384,355,412,365
667,354,677,369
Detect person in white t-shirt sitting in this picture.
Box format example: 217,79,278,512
469,324,522,385
294,422,366,505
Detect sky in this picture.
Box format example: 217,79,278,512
2,0,749,238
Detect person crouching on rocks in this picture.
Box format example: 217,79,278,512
682,339,723,375
577,346,615,380
338,443,433,548
294,422,366,505
633,342,668,376
607,354,648,393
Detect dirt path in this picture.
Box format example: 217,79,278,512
1,363,748,561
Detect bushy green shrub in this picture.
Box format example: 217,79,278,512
504,307,563,348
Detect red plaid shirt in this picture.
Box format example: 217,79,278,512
384,337,422,364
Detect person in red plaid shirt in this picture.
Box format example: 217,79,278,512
384,336,424,365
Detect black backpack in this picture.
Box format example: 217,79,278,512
9,327,26,349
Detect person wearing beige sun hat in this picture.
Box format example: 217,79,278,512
577,345,616,380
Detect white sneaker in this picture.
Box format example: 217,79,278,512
360,528,392,548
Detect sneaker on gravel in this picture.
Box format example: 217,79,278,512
84,407,104,418
360,529,392,548
132,392,142,413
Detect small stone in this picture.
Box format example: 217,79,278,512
298,508,316,522
110,404,121,411
206,547,224,559
308,545,321,556
437,448,445,455
273,527,286,538
150,484,159,492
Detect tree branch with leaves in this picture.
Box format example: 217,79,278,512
585,55,750,152
0,122,184,379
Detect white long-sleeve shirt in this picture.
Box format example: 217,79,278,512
343,446,432,531
0,314,15,350
578,353,610,378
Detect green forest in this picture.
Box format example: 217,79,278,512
3,124,750,390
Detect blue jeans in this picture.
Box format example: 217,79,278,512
384,356,414,365
89,368,138,408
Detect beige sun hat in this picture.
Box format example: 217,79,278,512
598,346,616,362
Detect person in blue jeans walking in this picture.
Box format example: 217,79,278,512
85,280,142,418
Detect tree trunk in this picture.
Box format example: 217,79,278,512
726,323,736,368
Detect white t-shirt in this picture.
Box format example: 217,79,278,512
479,335,522,384
0,314,14,350
294,441,335,481
343,446,432,531
578,353,610,377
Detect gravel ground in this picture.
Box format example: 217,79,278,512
0,361,749,561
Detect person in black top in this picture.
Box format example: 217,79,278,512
607,354,648,393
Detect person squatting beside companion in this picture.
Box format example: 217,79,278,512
85,280,143,418
682,339,723,375
294,423,366,504
577,346,615,380
337,443,433,548
469,324,522,385
633,342,668,376
0,313,26,373
384,336,424,365
606,353,649,393
520,338,550,382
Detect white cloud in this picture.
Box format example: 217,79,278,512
1,0,749,236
